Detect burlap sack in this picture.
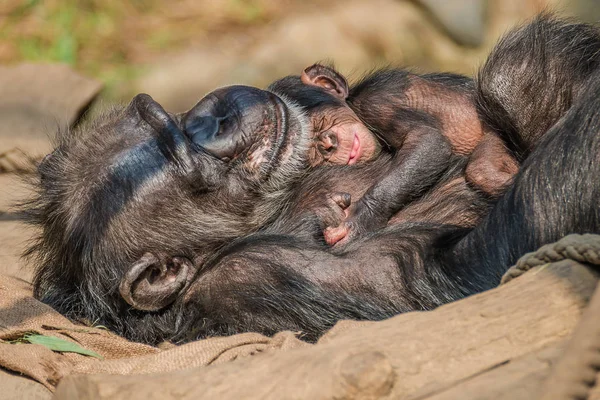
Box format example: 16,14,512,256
0,276,308,391
0,276,156,389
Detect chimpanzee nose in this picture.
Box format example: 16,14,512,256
317,131,338,156
184,115,225,145
182,85,274,161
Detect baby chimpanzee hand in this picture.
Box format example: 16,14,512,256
314,192,352,243
323,198,389,246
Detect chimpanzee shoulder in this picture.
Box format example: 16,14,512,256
477,13,600,160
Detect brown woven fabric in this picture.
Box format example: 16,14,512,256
72,330,307,376
0,275,307,391
0,276,157,390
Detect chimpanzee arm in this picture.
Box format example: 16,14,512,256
193,223,472,341
327,115,453,245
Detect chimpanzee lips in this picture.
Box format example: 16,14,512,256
347,134,362,165
181,86,291,165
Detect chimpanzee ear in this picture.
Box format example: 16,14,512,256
119,253,195,311
301,64,349,99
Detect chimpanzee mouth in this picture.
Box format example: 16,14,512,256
182,85,308,178
267,92,311,171
347,134,362,165
244,92,294,173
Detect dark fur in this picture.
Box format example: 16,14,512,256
477,13,600,161
186,62,600,341
23,15,600,344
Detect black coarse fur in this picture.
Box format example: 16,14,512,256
22,15,600,345
477,13,600,161
347,69,475,140
268,74,342,111
454,68,600,278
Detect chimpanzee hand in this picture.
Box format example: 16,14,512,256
314,192,352,238
323,198,389,246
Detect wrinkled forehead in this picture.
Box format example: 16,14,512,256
93,141,174,218
73,143,180,247
57,133,243,258
42,107,190,243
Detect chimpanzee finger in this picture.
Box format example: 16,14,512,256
315,197,345,228
324,223,350,246
319,192,351,225
329,192,351,210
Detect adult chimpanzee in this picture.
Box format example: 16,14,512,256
24,15,600,345
267,64,519,245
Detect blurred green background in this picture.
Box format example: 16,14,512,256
1,0,597,111
0,0,302,101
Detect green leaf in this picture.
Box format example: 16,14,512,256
23,334,103,359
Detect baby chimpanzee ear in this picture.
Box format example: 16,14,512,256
119,253,195,311
301,64,349,99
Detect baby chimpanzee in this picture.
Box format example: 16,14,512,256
269,64,519,245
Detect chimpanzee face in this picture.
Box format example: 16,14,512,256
267,65,381,168
304,105,381,166
31,86,309,314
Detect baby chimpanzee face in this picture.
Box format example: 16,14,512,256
307,106,381,166
267,63,382,167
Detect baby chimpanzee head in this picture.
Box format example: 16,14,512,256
268,64,381,166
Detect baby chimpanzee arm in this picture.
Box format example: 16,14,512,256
325,112,453,245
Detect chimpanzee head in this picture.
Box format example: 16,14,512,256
268,64,380,167
24,86,309,342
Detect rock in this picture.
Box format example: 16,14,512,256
417,0,488,46
136,0,468,113
0,63,102,160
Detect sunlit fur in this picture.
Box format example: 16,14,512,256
477,13,600,161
